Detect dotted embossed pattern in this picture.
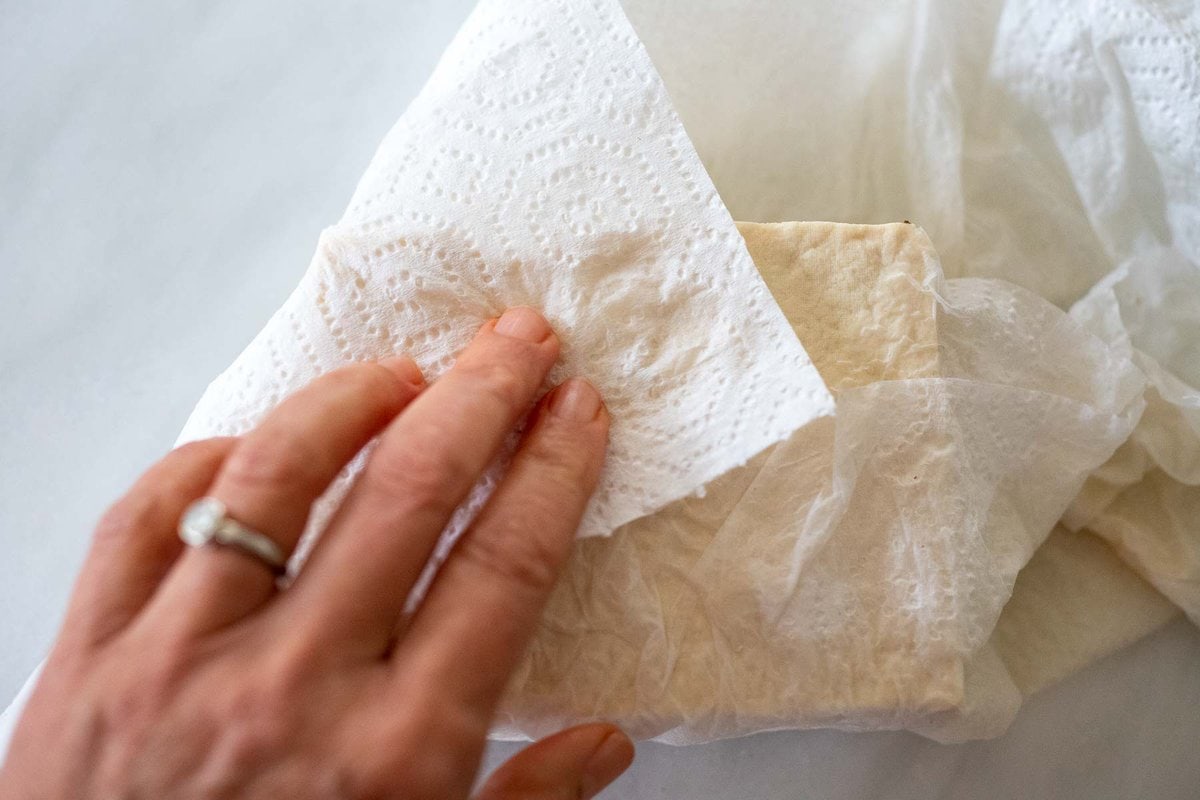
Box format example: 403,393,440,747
177,0,833,544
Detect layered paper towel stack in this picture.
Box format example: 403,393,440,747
9,0,1198,745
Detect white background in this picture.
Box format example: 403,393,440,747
3,1,1198,797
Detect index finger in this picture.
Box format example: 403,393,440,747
388,378,609,720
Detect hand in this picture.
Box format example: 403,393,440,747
0,307,633,799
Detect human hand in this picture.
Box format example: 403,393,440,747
0,307,633,799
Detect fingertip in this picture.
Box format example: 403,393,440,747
493,306,553,343
531,379,610,486
480,308,562,364
581,728,635,799
377,355,426,389
547,378,603,422
477,723,633,800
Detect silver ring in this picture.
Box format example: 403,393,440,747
178,497,287,575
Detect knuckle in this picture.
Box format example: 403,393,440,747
222,434,323,494
524,429,597,490
326,362,408,406
94,496,158,547
171,436,233,461
217,709,290,774
457,359,532,411
259,640,320,700
210,666,300,769
104,683,154,733
104,639,192,731
456,514,567,597
149,634,198,688
356,711,479,800
99,691,157,773
363,434,474,508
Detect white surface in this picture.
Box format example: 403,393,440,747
2,1,1198,797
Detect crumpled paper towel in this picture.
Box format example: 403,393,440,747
990,524,1178,699
493,222,1143,744
945,246,1200,738
985,245,1200,718
613,0,1200,738
1065,247,1200,624
175,0,833,545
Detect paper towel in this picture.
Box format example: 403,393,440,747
992,525,1179,698
176,0,834,546
492,222,1143,744
1064,247,1200,624
618,0,1200,734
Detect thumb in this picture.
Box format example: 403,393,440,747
475,723,634,800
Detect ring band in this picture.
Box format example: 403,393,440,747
178,497,287,575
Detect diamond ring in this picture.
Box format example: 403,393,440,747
178,497,287,575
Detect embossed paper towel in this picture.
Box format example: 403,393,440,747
175,0,833,541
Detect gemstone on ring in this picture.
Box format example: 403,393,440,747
179,496,227,547
178,496,287,575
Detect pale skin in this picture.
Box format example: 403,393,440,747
0,307,635,799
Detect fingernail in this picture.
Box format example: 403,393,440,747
580,731,635,799
494,306,551,342
378,355,425,387
549,378,602,422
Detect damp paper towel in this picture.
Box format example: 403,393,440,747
493,221,1146,744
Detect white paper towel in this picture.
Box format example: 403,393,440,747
176,0,834,544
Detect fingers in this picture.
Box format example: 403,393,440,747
283,307,561,654
391,379,608,716
144,357,425,636
475,724,634,800
59,437,235,651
